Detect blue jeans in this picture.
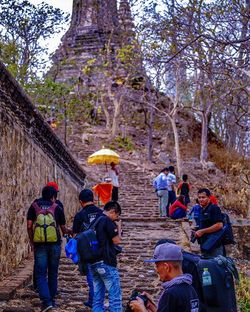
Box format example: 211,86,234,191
171,208,186,220
34,243,61,307
167,190,176,216
86,264,94,304
90,262,122,312
157,189,168,217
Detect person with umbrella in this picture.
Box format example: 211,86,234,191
88,147,120,203
108,162,119,201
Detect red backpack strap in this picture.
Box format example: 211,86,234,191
47,202,58,215
32,201,43,215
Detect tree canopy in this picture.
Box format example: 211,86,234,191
0,0,69,83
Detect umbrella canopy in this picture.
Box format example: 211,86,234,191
87,148,120,165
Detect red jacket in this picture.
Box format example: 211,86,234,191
169,200,187,216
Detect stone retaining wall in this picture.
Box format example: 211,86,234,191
0,62,86,279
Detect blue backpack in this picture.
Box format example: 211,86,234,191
65,238,79,264
221,213,235,245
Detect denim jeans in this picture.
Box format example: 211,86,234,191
86,264,94,305
90,261,122,312
167,190,176,216
34,243,61,307
157,189,168,217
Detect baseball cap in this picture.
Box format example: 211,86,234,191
46,181,59,192
79,189,94,202
144,243,183,263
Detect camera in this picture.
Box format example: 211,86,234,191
190,226,199,243
125,290,149,312
190,231,197,243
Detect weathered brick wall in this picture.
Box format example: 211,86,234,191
0,62,86,279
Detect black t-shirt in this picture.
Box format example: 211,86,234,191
180,182,190,196
73,204,103,234
55,199,64,211
200,203,223,243
95,215,119,267
158,283,199,312
27,198,66,244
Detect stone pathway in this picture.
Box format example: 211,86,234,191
0,157,189,312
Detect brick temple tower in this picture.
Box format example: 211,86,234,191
50,0,142,91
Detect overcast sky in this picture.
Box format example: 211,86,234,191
29,0,73,14
29,0,73,55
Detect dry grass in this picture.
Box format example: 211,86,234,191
208,143,250,217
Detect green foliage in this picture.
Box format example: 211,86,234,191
0,40,20,77
0,0,69,83
26,77,80,123
236,274,250,312
109,136,134,152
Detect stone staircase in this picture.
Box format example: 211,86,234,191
0,144,189,311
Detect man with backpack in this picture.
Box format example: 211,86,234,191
194,188,225,257
32,181,64,292
89,201,122,312
130,243,199,312
72,189,103,308
27,186,70,312
141,239,238,312
46,181,64,211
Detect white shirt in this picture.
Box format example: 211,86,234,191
108,169,119,187
167,172,176,191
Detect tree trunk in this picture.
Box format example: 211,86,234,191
147,105,154,162
100,95,111,130
200,112,208,164
111,98,121,137
170,115,182,177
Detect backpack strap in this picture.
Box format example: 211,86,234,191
32,201,42,215
32,201,58,215
47,202,58,215
88,215,104,230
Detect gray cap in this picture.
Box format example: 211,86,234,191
144,243,183,263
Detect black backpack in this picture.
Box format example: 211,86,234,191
76,216,103,263
221,213,235,245
184,252,238,312
156,239,238,312
200,211,235,252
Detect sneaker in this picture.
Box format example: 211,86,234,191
41,305,53,312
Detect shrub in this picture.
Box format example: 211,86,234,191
236,274,250,312
108,136,134,152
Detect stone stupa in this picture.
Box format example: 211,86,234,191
50,0,145,93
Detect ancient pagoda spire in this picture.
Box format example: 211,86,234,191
70,0,119,33
50,0,147,93
118,0,135,44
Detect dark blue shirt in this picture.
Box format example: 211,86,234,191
95,215,120,267
199,203,223,244
73,204,103,234
158,283,199,312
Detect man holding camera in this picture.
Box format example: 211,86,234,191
130,243,199,312
194,188,224,257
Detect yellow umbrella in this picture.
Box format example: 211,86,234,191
87,148,120,165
